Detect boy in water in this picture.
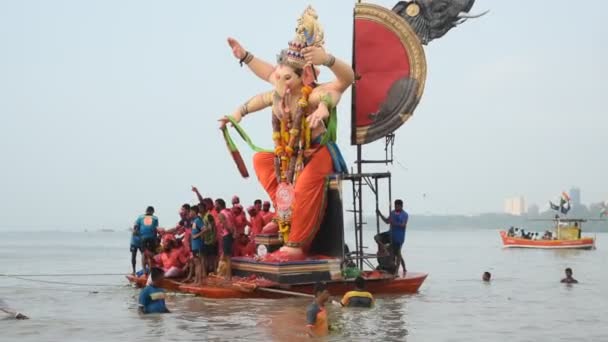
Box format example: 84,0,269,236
340,276,374,308
561,268,578,284
138,267,170,314
306,282,330,338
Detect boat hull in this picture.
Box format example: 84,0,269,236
126,272,428,299
499,231,595,250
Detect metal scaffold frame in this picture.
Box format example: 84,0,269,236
345,133,395,270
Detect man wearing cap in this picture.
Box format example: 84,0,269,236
135,206,159,275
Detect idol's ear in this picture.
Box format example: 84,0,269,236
302,64,320,86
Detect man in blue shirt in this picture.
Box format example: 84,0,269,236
377,199,408,276
135,206,159,275
130,223,142,275
138,267,170,314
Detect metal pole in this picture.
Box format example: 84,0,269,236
388,173,393,213
375,177,380,235
357,145,363,269
351,177,358,262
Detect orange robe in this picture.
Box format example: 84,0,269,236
253,146,333,251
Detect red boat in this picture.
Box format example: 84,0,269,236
126,271,428,299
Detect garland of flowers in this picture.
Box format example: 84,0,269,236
276,84,313,242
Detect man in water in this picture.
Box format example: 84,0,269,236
0,299,28,320
138,267,170,314
340,276,374,308
377,199,408,276
135,206,159,275
561,268,578,284
482,272,491,282
306,282,330,338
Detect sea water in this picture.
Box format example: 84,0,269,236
1,229,606,341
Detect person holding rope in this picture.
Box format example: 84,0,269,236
376,199,408,276
138,267,170,314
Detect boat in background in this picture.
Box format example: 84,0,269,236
500,218,596,250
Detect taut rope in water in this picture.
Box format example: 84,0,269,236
0,273,126,277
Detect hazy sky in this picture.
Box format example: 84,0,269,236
1,0,606,230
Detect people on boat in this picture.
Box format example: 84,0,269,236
190,204,204,284
340,276,374,308
130,219,142,275
306,282,330,338
482,272,491,282
561,267,578,284
221,6,352,261
157,235,189,278
377,199,408,275
247,205,264,240
216,198,236,280
253,199,262,212
232,204,248,239
374,234,398,274
233,233,255,257
507,226,515,237
201,197,220,273
200,203,217,278
138,267,170,314
135,206,159,275
231,196,248,233
261,201,274,226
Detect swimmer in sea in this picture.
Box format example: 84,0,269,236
482,271,491,282
560,267,578,284
0,299,28,319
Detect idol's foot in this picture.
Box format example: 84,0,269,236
261,246,305,262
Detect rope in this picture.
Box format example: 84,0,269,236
1,275,123,287
0,286,116,294
0,273,126,277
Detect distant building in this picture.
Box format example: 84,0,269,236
527,203,539,216
569,187,581,206
504,196,526,216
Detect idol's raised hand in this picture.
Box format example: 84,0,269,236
218,116,230,129
227,37,246,60
302,46,328,66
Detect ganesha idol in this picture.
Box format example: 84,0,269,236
219,6,352,261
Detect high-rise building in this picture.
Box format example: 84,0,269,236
569,187,581,206
504,196,526,216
